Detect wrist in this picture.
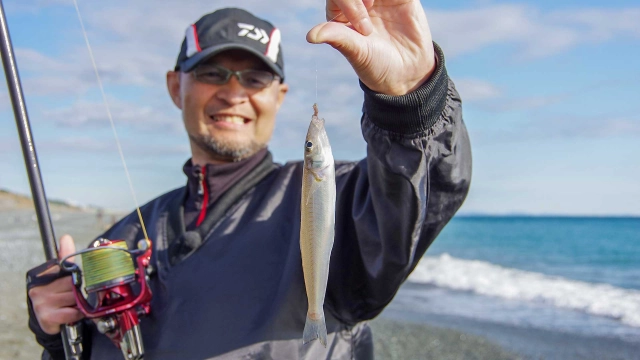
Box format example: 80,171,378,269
365,44,437,96
360,42,448,134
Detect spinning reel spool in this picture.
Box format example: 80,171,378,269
61,238,153,360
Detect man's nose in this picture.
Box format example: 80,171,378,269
215,75,249,105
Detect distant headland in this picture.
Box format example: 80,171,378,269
0,188,87,212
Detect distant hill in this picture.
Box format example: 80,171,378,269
0,188,86,212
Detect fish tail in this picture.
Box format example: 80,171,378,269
303,313,327,347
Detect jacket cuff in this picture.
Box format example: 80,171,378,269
361,42,449,134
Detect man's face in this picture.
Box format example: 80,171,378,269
167,50,288,163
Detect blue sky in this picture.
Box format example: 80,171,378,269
0,0,638,216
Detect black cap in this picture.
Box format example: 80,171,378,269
175,8,284,80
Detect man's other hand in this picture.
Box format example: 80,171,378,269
28,235,84,335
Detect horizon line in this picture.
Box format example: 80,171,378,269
3,188,639,218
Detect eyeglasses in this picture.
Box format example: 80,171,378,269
192,65,279,89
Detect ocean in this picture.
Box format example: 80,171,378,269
385,216,640,356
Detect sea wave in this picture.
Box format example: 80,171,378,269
408,253,640,328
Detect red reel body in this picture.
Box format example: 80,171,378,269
68,238,153,360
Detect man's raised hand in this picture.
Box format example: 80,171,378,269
307,0,437,96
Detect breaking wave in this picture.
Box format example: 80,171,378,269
409,253,640,328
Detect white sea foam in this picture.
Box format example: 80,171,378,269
409,254,640,328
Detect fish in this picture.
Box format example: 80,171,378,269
300,103,336,347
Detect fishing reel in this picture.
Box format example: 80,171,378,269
61,238,153,360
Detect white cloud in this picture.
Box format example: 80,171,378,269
38,135,190,155
7,49,87,96
549,115,640,139
428,4,640,59
474,114,640,146
478,94,565,112
0,136,18,152
453,78,502,102
553,8,640,40
44,98,182,133
0,92,9,110
468,75,640,113
13,46,161,96
4,0,72,14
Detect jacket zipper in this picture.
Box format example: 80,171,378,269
196,167,208,227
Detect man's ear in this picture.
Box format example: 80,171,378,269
275,82,289,111
166,71,182,109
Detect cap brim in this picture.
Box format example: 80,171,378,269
179,43,284,80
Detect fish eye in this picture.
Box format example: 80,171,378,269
305,141,313,151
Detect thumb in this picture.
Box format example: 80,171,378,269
59,234,76,263
307,22,367,64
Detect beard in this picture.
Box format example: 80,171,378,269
189,133,265,162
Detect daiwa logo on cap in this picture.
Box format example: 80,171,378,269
238,23,269,44
237,23,281,63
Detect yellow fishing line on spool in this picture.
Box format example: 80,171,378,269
82,241,135,290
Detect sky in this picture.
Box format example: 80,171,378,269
0,0,638,216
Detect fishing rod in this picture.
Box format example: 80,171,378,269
0,1,83,359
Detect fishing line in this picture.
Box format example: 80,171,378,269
75,242,135,291
314,12,341,106
71,0,149,241
328,12,342,22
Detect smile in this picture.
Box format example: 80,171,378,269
211,115,251,125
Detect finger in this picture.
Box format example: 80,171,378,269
327,0,373,35
29,277,74,299
58,234,76,263
32,290,78,310
40,308,85,335
49,291,78,307
46,277,76,295
32,292,83,334
307,22,365,63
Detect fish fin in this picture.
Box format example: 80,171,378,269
302,313,327,347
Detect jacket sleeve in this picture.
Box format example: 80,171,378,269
325,43,472,325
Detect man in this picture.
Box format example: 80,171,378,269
27,1,471,359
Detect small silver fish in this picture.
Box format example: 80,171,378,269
300,104,336,347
